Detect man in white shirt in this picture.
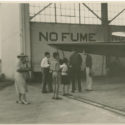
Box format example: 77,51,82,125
41,52,52,93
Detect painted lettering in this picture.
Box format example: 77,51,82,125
89,33,96,41
39,32,97,42
49,32,58,41
80,33,88,42
71,33,79,41
62,33,70,41
39,32,48,41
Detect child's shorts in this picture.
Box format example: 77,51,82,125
62,75,70,85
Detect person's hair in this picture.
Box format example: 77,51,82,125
45,52,50,56
59,59,63,65
53,52,59,58
63,58,68,64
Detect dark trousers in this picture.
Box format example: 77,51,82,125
42,68,53,92
48,72,53,92
70,68,82,92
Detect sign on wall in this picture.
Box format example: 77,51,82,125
39,32,96,42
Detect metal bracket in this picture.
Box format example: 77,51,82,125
82,3,102,21
30,3,53,20
108,9,125,24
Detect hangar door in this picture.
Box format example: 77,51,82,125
30,22,105,76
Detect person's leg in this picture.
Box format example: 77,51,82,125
67,76,70,94
21,94,30,104
62,76,65,95
63,85,65,95
42,69,47,93
52,76,56,99
90,77,93,90
48,72,53,92
16,93,22,104
71,70,75,92
56,75,62,99
77,70,82,92
19,93,22,101
56,76,59,98
86,67,89,90
88,73,93,90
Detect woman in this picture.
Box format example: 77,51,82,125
85,54,93,91
15,53,30,104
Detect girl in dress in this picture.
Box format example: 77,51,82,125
60,58,70,96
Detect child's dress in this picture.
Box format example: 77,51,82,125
60,63,69,85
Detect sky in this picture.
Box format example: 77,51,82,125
30,2,125,26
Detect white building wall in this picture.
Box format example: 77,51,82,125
0,4,21,79
0,4,30,79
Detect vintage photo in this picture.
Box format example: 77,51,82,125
1,1,125,123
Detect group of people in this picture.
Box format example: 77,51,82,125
14,50,93,104
41,50,93,100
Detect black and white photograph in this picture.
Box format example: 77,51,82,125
1,0,125,123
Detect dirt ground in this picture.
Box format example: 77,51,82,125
1,78,125,123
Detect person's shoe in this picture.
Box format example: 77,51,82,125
88,89,93,91
48,90,53,93
16,100,23,104
63,93,66,96
22,100,30,105
66,93,72,96
50,89,53,92
42,91,48,93
52,97,56,99
55,97,62,100
85,89,93,91
79,90,82,92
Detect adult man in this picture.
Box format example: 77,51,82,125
85,54,93,91
41,52,53,93
69,50,82,93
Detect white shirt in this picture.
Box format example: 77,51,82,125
60,63,68,75
41,57,50,68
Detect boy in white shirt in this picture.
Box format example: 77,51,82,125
60,58,70,96
41,52,50,93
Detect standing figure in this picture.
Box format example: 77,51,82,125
15,53,30,105
69,50,82,93
60,58,70,96
51,52,61,100
41,52,53,93
85,54,93,91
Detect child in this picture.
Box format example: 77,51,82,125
51,52,62,100
60,58,70,96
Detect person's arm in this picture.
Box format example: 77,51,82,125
55,62,60,72
69,55,72,68
79,54,83,66
17,62,26,72
60,64,63,69
40,59,44,73
41,58,44,68
90,56,92,69
17,62,21,72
